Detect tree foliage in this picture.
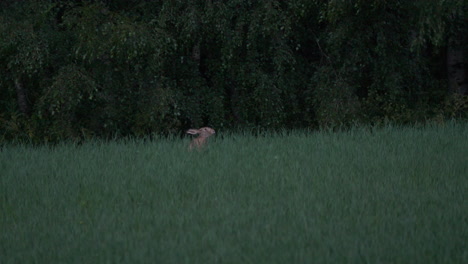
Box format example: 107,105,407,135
0,0,466,142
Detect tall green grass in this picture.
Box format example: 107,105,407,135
1,123,467,263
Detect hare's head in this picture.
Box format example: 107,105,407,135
186,127,216,150
186,127,216,138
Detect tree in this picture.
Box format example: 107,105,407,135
0,0,465,143
408,0,467,95
309,0,467,127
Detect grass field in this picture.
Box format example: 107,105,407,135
1,123,467,263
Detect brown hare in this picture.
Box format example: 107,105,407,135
186,127,215,150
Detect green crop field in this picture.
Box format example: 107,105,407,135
1,123,467,263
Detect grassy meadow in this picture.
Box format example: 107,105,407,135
1,123,467,263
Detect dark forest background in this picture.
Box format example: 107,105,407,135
1,0,467,143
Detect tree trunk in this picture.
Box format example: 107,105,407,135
447,45,467,95
191,40,201,64
446,6,467,95
228,79,244,125
14,78,31,115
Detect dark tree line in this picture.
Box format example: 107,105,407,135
0,0,467,142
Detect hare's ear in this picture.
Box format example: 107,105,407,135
186,129,200,135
